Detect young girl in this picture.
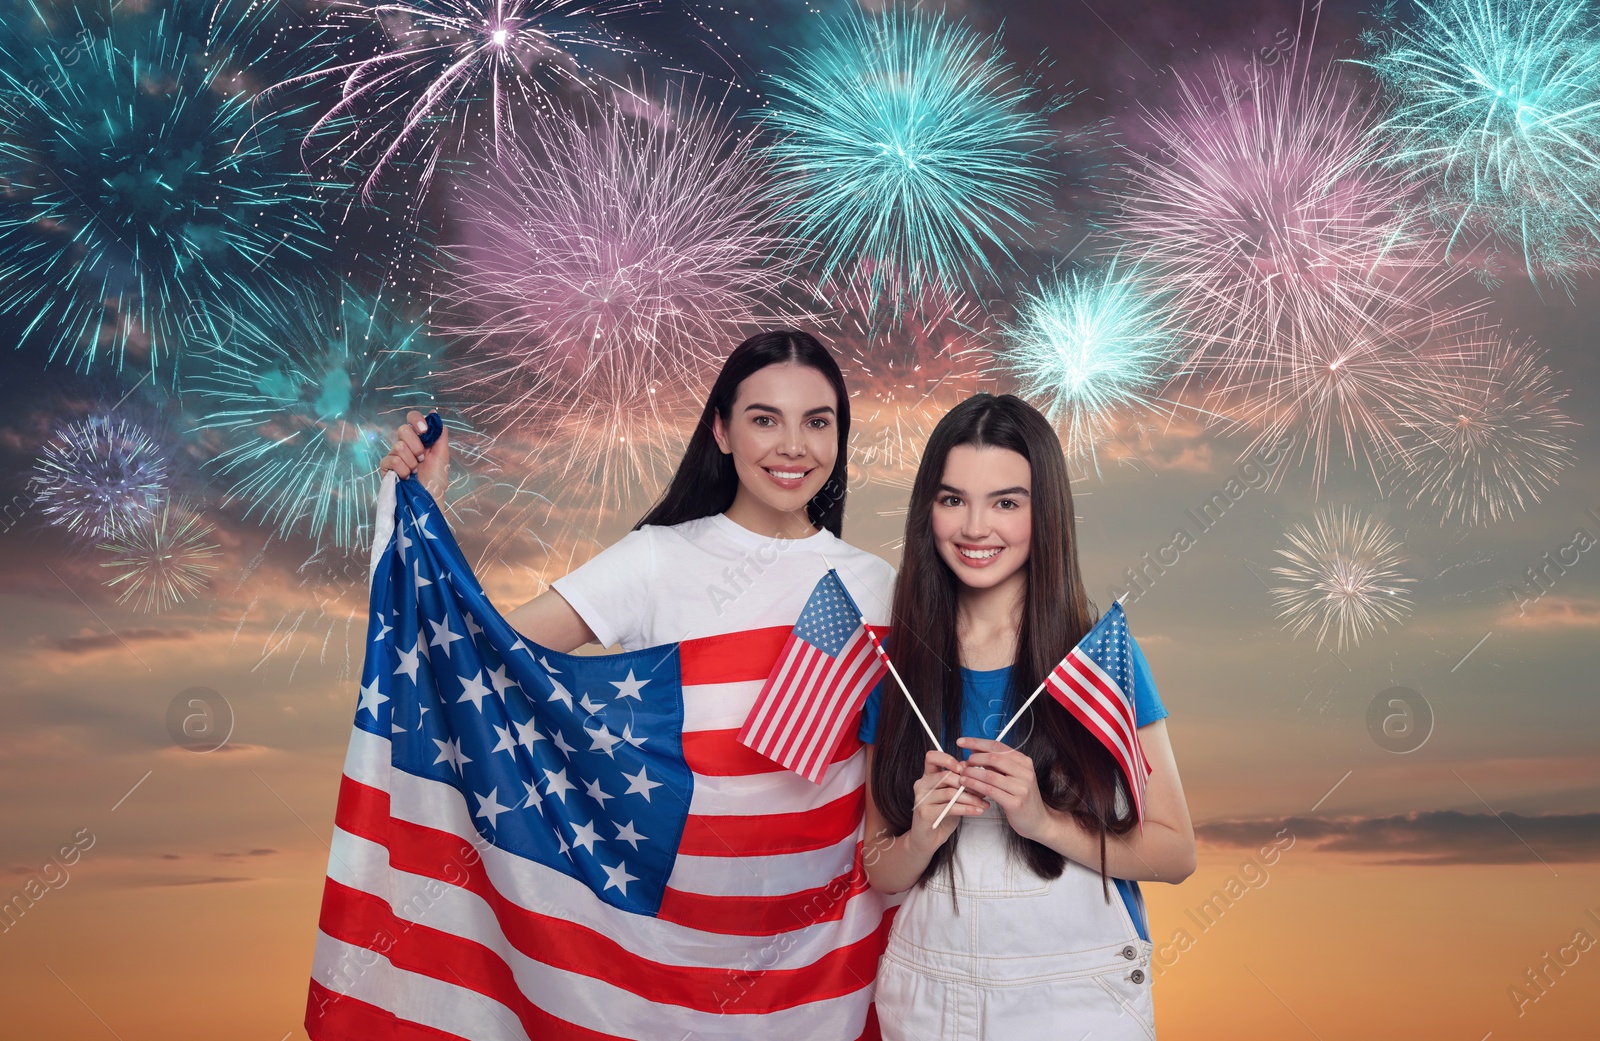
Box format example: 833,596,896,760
380,330,896,1039
859,393,1196,1040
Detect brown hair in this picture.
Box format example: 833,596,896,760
869,393,1136,891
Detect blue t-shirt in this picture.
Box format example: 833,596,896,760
856,633,1168,941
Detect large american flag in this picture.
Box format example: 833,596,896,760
735,570,889,785
305,474,890,1040
1043,602,1154,824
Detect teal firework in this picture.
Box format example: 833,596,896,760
762,5,1056,310
998,261,1180,464
187,283,461,551
0,1,333,376
1359,0,1600,285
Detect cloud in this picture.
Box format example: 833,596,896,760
1498,596,1600,629
150,876,254,887
31,627,196,654
1197,811,1600,865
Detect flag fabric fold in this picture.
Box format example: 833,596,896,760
1042,602,1153,823
306,474,888,1041
736,570,890,784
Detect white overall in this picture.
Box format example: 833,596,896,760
876,804,1157,1040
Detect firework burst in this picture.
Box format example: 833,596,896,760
444,90,803,505
1359,0,1600,285
1387,338,1577,525
266,0,645,201
762,4,1056,313
30,416,170,540
187,282,468,551
1270,505,1415,651
97,497,220,612
809,272,996,487
1213,279,1495,493
1116,55,1431,375
997,259,1181,467
0,1,334,375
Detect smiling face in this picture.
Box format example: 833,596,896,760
930,443,1034,592
711,361,840,530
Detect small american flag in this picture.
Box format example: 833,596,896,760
737,570,889,784
1044,602,1153,823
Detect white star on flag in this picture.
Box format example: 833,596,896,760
475,788,512,828
457,669,494,711
431,736,471,774
586,724,623,758
584,779,613,807
614,820,646,850
358,678,389,717
610,669,647,701
542,768,576,803
487,663,517,695
514,719,544,750
601,860,638,895
429,618,464,656
622,765,661,801
393,643,421,682
569,819,603,854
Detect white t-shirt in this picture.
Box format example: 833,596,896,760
552,511,896,649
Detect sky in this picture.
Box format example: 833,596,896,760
2,0,1599,1039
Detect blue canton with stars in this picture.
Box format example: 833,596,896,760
359,477,694,917
793,570,865,656
1076,602,1134,709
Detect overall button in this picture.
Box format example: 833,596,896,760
1121,945,1137,960
1130,969,1146,984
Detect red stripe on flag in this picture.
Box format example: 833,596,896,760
1054,659,1135,765
1048,655,1146,819
683,728,862,777
657,858,873,936
677,788,865,857
317,875,890,1016
306,972,609,1041
679,626,790,685
336,775,869,934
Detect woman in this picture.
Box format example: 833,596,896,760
380,329,896,1039
858,393,1196,1040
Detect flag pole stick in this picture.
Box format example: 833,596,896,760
823,558,943,753
930,594,1128,830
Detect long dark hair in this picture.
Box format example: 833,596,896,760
870,393,1137,892
634,330,852,535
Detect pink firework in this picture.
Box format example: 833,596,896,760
1214,279,1494,494
810,272,996,488
442,90,806,506
266,0,646,201
1386,337,1578,526
1116,54,1436,378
